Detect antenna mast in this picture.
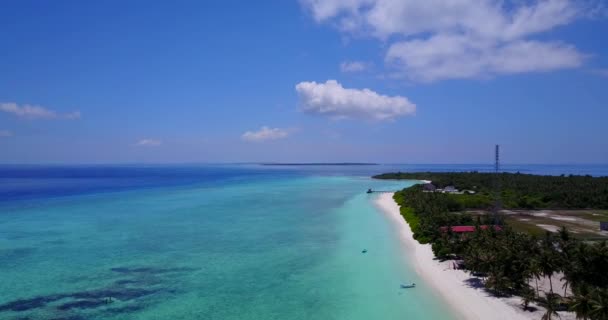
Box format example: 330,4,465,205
493,145,502,224
495,145,500,174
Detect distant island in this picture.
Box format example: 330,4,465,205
261,163,379,166
373,171,608,320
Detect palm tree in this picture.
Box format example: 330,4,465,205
542,292,562,320
590,289,608,320
539,232,558,294
557,226,576,297
570,285,594,320
528,239,543,298
521,285,535,311
557,226,571,243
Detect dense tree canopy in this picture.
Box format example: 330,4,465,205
375,172,608,209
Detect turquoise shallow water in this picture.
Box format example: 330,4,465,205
0,168,457,319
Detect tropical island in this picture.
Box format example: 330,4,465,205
373,172,608,320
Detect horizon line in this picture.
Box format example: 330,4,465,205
0,162,607,166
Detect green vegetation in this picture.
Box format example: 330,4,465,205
386,173,608,320
394,185,475,244
375,171,608,209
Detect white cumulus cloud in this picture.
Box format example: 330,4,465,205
0,130,12,137
0,102,81,120
301,0,598,82
340,61,369,73
242,126,290,142
136,139,162,147
295,80,415,120
386,36,584,82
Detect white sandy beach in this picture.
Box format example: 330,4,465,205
374,192,574,320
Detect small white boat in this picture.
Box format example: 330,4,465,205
400,283,416,289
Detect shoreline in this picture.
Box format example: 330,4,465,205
374,192,571,320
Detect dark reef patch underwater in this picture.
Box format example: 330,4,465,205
0,265,194,319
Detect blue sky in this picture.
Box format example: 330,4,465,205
1,0,607,164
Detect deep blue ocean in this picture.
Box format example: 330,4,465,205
0,164,606,320
1,163,606,203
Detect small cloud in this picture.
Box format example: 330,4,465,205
590,68,608,77
242,126,290,142
136,139,162,147
0,102,81,120
323,129,342,140
340,61,370,73
295,80,416,121
65,111,81,120
0,130,12,137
